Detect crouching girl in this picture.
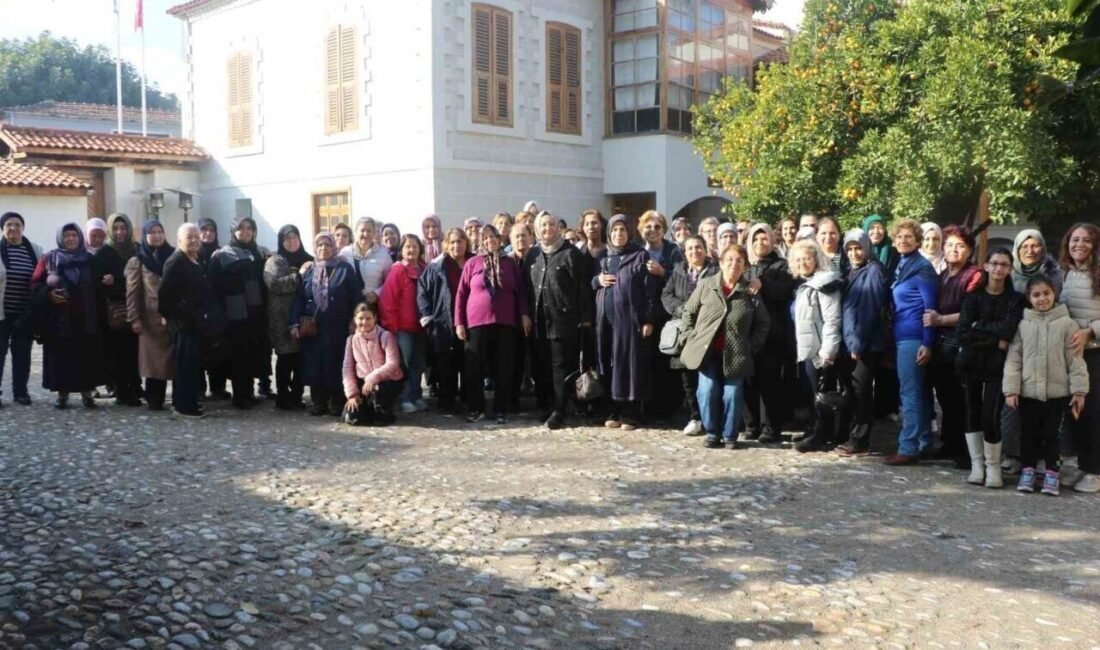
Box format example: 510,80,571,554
343,302,405,425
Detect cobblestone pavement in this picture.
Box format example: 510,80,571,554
2,358,1100,649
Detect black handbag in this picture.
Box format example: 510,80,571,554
814,365,850,412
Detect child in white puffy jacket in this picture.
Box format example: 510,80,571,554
1004,275,1089,496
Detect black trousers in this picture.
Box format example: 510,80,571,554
534,332,579,414
1072,350,1100,473
172,330,202,414
744,352,787,436
927,355,966,457
107,330,141,401
508,333,534,411
465,324,516,415
344,378,402,425
145,378,168,409
435,338,465,408
680,369,700,421
227,322,263,404
275,352,303,405
873,356,899,417
964,377,1003,443
1020,397,1070,470
847,352,880,448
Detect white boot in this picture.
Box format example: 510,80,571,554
984,441,1003,489
965,432,985,485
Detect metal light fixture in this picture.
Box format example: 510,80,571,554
179,192,193,221
148,191,165,218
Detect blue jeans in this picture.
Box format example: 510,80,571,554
396,331,424,403
696,355,745,442
896,339,931,456
0,318,32,398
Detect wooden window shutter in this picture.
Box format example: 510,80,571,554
238,52,253,146
492,8,512,125
339,26,359,132
472,5,493,123
324,28,341,134
472,4,511,126
564,26,581,134
227,54,241,147
546,24,563,132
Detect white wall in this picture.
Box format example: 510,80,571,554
0,195,89,250
184,0,437,247
604,134,731,217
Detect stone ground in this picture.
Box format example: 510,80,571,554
2,355,1100,649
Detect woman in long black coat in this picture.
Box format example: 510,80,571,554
101,213,142,405
208,216,267,408
291,231,362,416
593,214,661,430
31,223,104,408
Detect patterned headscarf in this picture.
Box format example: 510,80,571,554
479,224,503,298
312,231,339,313
422,214,442,261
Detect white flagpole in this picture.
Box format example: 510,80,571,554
140,20,147,136
115,0,123,133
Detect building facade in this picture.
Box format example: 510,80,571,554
169,0,776,242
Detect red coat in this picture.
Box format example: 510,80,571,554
379,261,424,334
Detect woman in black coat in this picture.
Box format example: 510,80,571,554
158,223,219,418
661,235,717,435
208,216,267,408
101,213,142,405
743,223,796,444
31,223,105,408
291,232,363,416
417,227,469,413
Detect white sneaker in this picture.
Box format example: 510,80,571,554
1074,474,1100,493
1002,457,1022,476
400,401,417,414
682,419,703,436
415,398,429,412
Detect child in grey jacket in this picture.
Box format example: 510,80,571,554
1004,275,1089,496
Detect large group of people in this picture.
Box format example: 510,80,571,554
0,206,1097,496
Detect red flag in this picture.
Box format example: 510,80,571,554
134,0,143,30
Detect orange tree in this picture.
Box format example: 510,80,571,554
693,0,1100,227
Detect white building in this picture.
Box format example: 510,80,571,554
168,0,775,242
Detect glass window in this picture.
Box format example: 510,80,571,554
614,0,658,33
668,0,696,33
612,32,661,134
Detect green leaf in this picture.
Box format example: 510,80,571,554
1053,38,1100,65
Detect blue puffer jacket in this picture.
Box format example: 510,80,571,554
844,259,890,356
891,252,938,346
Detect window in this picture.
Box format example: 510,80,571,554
611,34,660,134
226,51,253,148
235,198,253,220
313,191,350,235
472,4,513,127
547,22,582,135
325,25,359,135
613,0,658,33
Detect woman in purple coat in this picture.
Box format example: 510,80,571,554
594,214,661,430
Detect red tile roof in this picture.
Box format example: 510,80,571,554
0,125,208,161
755,47,790,66
3,101,180,125
0,162,91,191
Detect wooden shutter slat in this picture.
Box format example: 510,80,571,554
493,8,511,124
473,6,493,123
472,4,511,126
547,23,581,135
564,27,581,134
547,25,563,131
228,55,240,147
340,26,359,132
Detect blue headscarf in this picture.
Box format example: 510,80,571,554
136,220,175,276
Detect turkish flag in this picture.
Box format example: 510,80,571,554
134,0,143,30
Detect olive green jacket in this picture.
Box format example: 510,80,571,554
679,274,770,377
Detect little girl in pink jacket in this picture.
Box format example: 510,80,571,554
342,303,405,425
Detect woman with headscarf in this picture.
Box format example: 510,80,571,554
101,214,141,406
662,235,718,436
158,223,218,419
418,228,470,413
743,223,796,444
0,212,43,406
380,234,428,413
838,229,891,455
463,218,483,252
593,214,661,430
125,220,176,411
195,217,230,399
422,215,443,262
208,216,268,409
31,223,104,408
454,224,530,423
717,222,738,253
197,218,220,270
291,232,362,415
341,216,392,303
265,225,314,410
381,223,402,262
862,214,899,275
84,219,120,399
921,222,947,275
